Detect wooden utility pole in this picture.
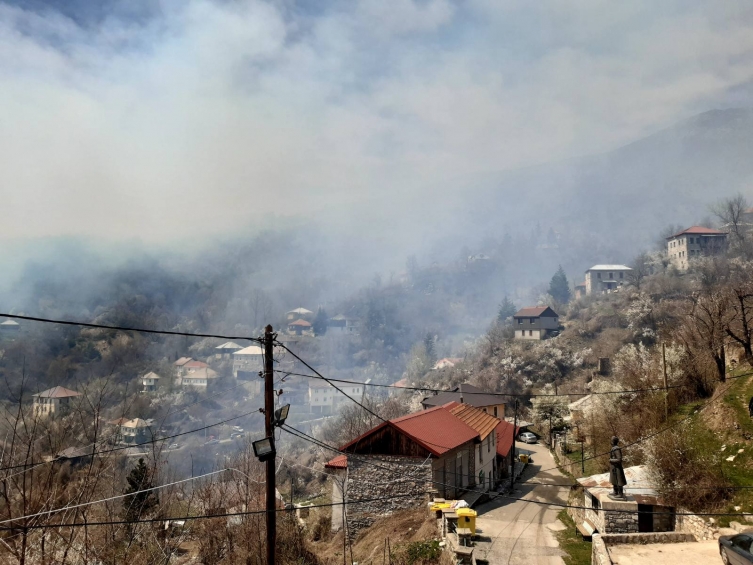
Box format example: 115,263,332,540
264,325,276,565
662,342,668,420
511,399,519,491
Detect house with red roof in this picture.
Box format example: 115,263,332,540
288,318,313,336
32,386,82,417
513,306,560,340
323,402,500,534
666,226,727,271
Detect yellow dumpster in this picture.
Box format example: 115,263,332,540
456,508,477,535
519,454,529,464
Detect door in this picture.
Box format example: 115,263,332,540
637,504,653,533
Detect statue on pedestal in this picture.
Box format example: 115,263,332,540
608,436,627,500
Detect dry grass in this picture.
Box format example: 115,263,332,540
309,507,440,565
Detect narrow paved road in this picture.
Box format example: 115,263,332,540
473,441,570,565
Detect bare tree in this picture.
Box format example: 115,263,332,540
712,193,749,251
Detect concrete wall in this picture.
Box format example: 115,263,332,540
344,455,432,535
515,329,543,340
592,532,697,565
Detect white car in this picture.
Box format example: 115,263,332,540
518,432,538,444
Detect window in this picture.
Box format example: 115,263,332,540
517,318,523,325
590,493,600,509
488,435,491,452
597,273,601,279
732,535,753,552
479,444,483,463
609,272,613,279
529,330,533,336
493,406,498,417
619,272,624,279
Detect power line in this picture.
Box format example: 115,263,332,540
0,469,228,526
273,369,703,397
0,313,263,343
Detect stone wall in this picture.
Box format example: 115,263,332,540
600,532,695,544
345,455,432,536
675,508,720,541
602,508,638,534
591,534,610,565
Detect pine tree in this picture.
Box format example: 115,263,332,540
123,458,158,521
312,307,328,336
423,333,437,366
548,265,571,304
497,296,517,323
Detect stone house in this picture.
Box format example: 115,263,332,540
286,307,313,322
513,306,560,340
177,367,218,388
33,386,82,417
585,265,632,295
288,319,312,336
215,341,243,359
577,465,675,535
232,345,263,377
324,403,500,534
141,371,160,392
308,380,365,414
666,226,728,271
119,418,154,445
421,383,505,419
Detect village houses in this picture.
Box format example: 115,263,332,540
33,386,81,417
232,345,263,378
286,307,313,322
215,341,242,359
141,371,160,392
512,306,560,340
109,417,154,445
421,383,505,419
308,380,366,415
666,226,728,271
584,265,632,295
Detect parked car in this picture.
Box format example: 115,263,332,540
518,432,538,444
720,533,753,564
230,432,244,439
168,443,180,450
232,426,244,432
204,438,220,446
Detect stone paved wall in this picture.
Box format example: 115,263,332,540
345,456,432,536
591,534,611,565
603,509,638,533
601,532,695,544
675,508,720,541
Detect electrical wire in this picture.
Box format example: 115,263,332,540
0,313,263,343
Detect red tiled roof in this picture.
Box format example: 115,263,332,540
449,403,500,440
385,406,478,456
496,420,520,458
33,386,81,399
667,226,727,239
325,455,347,469
185,360,208,369
289,319,312,327
513,306,558,318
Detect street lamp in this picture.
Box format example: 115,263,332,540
252,437,275,462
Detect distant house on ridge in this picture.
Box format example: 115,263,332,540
512,306,560,340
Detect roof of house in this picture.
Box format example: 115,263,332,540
340,405,479,457
174,357,193,366
667,226,727,239
587,265,633,272
392,378,409,388
108,417,131,426
185,360,209,369
216,341,243,350
513,306,559,318
433,358,463,370
234,345,263,356
287,307,313,315
33,386,81,399
422,383,503,409
142,371,161,380
1,320,20,326
181,368,218,380
448,402,500,440
122,418,150,429
57,446,93,459
577,465,661,505
496,420,519,458
568,395,593,411
289,319,312,327
324,454,348,469
309,380,333,390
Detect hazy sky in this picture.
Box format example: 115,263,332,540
2,0,753,242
